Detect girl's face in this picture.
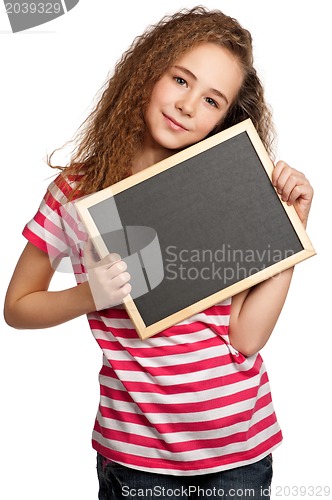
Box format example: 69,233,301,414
143,42,243,159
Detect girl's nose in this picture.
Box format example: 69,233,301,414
176,93,197,117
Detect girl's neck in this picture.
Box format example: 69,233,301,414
131,138,176,175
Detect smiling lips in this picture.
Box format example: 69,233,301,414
163,114,188,131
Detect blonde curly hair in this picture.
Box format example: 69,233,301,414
49,6,275,197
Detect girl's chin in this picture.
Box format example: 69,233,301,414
154,136,194,152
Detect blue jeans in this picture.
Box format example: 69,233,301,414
96,454,273,499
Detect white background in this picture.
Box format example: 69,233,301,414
0,1,331,499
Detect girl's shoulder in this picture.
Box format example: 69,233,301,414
44,171,84,210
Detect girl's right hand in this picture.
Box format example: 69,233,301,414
84,240,132,311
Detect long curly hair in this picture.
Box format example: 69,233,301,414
49,6,275,197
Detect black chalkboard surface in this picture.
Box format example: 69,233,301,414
75,119,315,339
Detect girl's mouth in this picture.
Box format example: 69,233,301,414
163,114,188,131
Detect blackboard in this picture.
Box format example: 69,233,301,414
75,119,315,339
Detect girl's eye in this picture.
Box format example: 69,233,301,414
174,76,187,86
205,97,218,108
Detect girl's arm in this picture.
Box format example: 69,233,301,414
4,241,132,330
229,161,313,356
4,242,96,329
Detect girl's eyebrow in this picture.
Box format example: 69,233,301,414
173,65,229,105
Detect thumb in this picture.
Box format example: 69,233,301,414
83,238,109,268
83,239,102,268
83,239,122,269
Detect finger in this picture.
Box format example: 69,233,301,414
111,282,132,306
288,183,313,206
109,270,131,288
272,161,289,187
100,253,122,268
105,260,128,280
86,250,122,270
275,167,305,198
273,164,294,194
278,175,303,203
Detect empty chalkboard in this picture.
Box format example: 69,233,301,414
75,119,315,339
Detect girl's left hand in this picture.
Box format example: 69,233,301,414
272,161,314,228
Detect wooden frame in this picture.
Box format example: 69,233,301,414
75,119,316,339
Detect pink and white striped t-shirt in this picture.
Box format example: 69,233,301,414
23,174,283,476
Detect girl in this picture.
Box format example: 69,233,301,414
4,6,313,500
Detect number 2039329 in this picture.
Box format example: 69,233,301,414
5,3,61,14
274,485,330,497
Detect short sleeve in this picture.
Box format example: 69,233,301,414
23,174,87,270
